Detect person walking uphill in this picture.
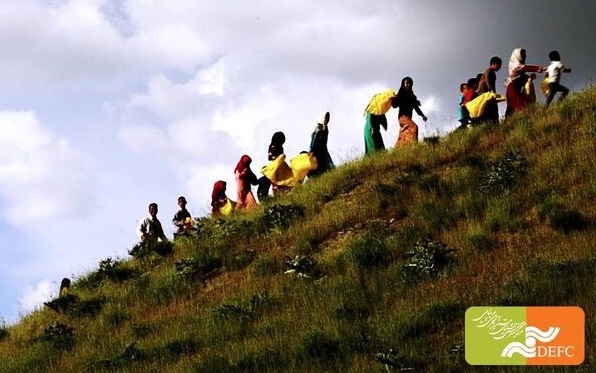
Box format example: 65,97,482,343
477,56,502,123
394,76,427,146
363,89,396,154
504,48,545,116
257,131,290,198
234,155,258,210
545,50,572,108
308,111,335,178
211,180,234,216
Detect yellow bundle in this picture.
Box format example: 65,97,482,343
524,74,536,103
364,89,397,115
289,153,318,183
465,92,506,118
219,198,236,215
261,154,297,187
540,77,550,98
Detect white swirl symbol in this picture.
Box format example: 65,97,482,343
501,326,560,358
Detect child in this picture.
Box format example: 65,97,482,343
172,196,194,237
545,50,571,108
457,82,468,127
459,77,478,128
477,56,503,122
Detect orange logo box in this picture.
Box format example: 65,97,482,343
526,307,584,365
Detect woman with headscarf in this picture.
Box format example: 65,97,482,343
211,180,231,216
394,76,427,146
504,48,545,116
308,111,335,178
234,155,258,210
258,131,292,197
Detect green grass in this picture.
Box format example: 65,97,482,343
1,87,596,372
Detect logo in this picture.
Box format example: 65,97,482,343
465,306,584,365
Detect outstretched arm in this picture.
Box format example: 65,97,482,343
414,105,428,122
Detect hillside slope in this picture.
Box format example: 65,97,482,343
1,87,595,372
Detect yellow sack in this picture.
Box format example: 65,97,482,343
540,77,550,98
219,198,235,216
290,153,318,183
183,217,194,229
465,92,505,118
524,75,536,103
364,89,397,115
261,154,297,187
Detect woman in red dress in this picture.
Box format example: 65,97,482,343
504,48,545,116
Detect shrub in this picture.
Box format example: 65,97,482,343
79,257,138,288
262,203,305,231
175,256,222,284
86,341,146,371
40,322,75,351
374,349,414,372
403,238,455,283
44,294,80,313
284,254,324,280
207,218,262,243
480,151,527,194
129,240,174,258
214,292,278,322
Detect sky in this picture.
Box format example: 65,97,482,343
0,0,594,325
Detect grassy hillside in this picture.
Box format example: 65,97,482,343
1,87,595,372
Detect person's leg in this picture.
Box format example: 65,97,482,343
545,82,558,108
558,84,569,100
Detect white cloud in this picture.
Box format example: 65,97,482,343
0,111,99,225
18,279,54,314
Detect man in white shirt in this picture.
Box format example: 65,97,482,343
137,202,168,244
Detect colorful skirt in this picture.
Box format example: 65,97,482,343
396,115,418,146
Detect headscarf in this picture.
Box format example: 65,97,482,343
396,76,420,107
234,155,252,173
314,111,330,132
271,132,286,147
211,180,227,206
268,131,286,161
505,48,526,86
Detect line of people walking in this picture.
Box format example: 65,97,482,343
135,46,572,245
